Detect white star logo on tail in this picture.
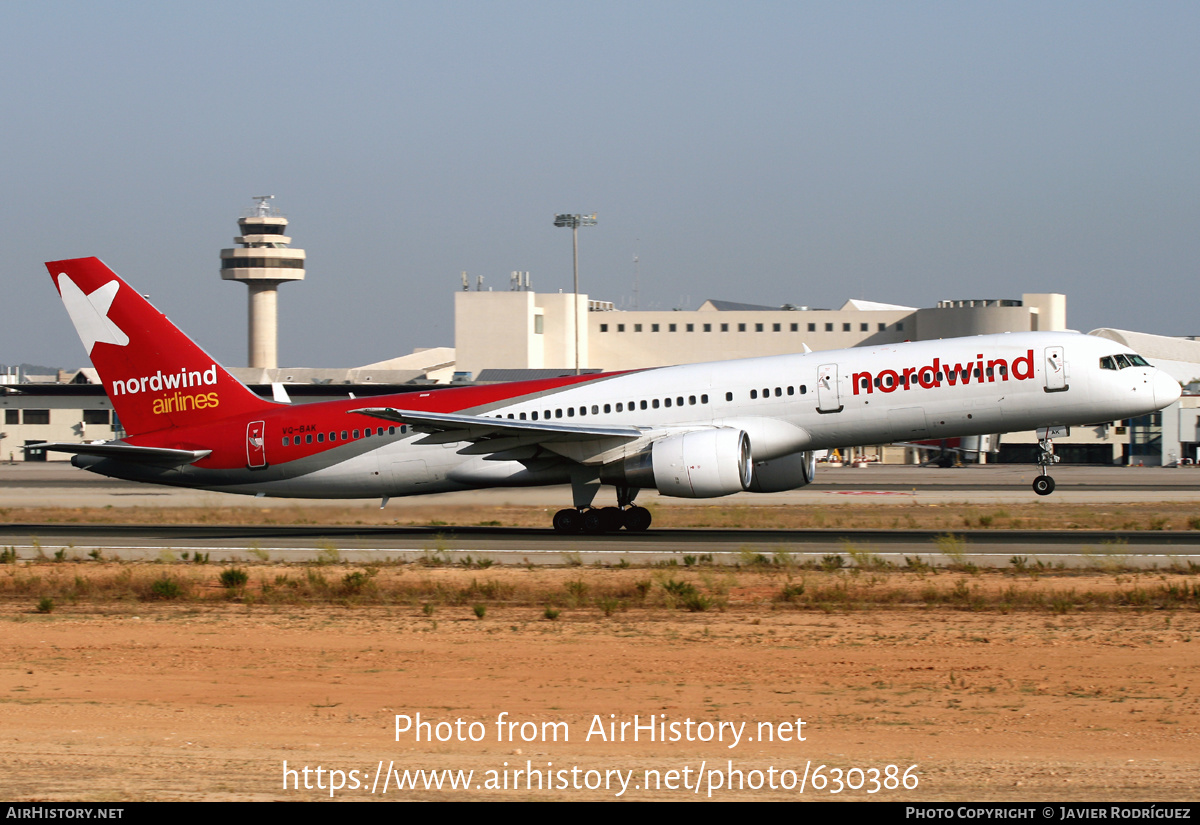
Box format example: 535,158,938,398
57,274,130,355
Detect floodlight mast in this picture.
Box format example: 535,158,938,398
553,213,597,375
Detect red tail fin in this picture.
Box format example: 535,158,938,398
46,257,273,437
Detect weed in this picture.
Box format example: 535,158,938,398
53,548,67,562
544,606,560,621
935,533,967,564
219,568,249,589
904,555,931,573
779,581,806,602
316,543,341,565
0,547,16,564
473,604,487,619
340,570,376,595
662,578,699,599
683,555,698,567
36,597,54,614
422,603,435,616
596,597,621,617
821,554,844,572
87,549,103,561
146,576,184,601
562,551,583,567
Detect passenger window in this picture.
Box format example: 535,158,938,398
774,387,781,397
328,432,336,441
556,409,563,418
616,403,623,412
592,405,599,414
282,437,289,446
353,430,360,438
725,392,733,401
799,385,807,394
664,398,672,407
532,411,539,420
341,431,348,440
317,433,325,443
677,396,684,405
787,386,794,396
688,396,696,405
306,434,313,444
567,408,574,417
520,412,527,420
652,399,660,408
640,400,648,410
750,389,758,399
602,404,610,413
389,426,396,435
701,394,709,403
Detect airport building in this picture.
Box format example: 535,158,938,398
453,288,1068,377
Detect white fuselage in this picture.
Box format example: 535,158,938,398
223,330,1175,499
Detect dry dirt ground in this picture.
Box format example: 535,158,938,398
1,563,1197,802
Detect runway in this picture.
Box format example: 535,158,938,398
3,462,1199,567
2,523,1198,569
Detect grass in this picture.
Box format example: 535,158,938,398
12,500,1200,532
0,559,1197,616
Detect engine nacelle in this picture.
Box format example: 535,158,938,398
746,450,816,493
601,428,752,498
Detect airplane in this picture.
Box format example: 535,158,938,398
38,257,1181,533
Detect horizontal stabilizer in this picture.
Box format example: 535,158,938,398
33,442,212,465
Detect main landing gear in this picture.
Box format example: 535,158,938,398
553,485,652,533
1032,435,1059,496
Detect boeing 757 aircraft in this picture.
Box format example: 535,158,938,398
39,257,1180,533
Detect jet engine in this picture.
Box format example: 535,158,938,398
601,428,752,498
746,450,816,493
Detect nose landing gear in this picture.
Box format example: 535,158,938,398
1032,435,1060,496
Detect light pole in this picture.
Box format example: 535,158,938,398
553,213,597,375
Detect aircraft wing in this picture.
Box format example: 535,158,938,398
34,442,212,465
351,407,646,461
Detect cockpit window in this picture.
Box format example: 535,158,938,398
1102,353,1152,370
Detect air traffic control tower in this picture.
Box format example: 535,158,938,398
219,196,306,369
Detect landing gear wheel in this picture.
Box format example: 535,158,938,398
598,507,624,532
623,506,652,532
1032,476,1055,496
553,508,582,533
581,509,607,534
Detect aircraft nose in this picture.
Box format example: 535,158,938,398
1153,370,1182,409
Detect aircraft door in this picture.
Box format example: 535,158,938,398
816,364,843,413
1044,347,1068,392
246,420,267,469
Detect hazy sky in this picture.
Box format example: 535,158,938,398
4,1,1198,370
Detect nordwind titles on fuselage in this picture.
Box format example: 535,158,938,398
851,349,1036,395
